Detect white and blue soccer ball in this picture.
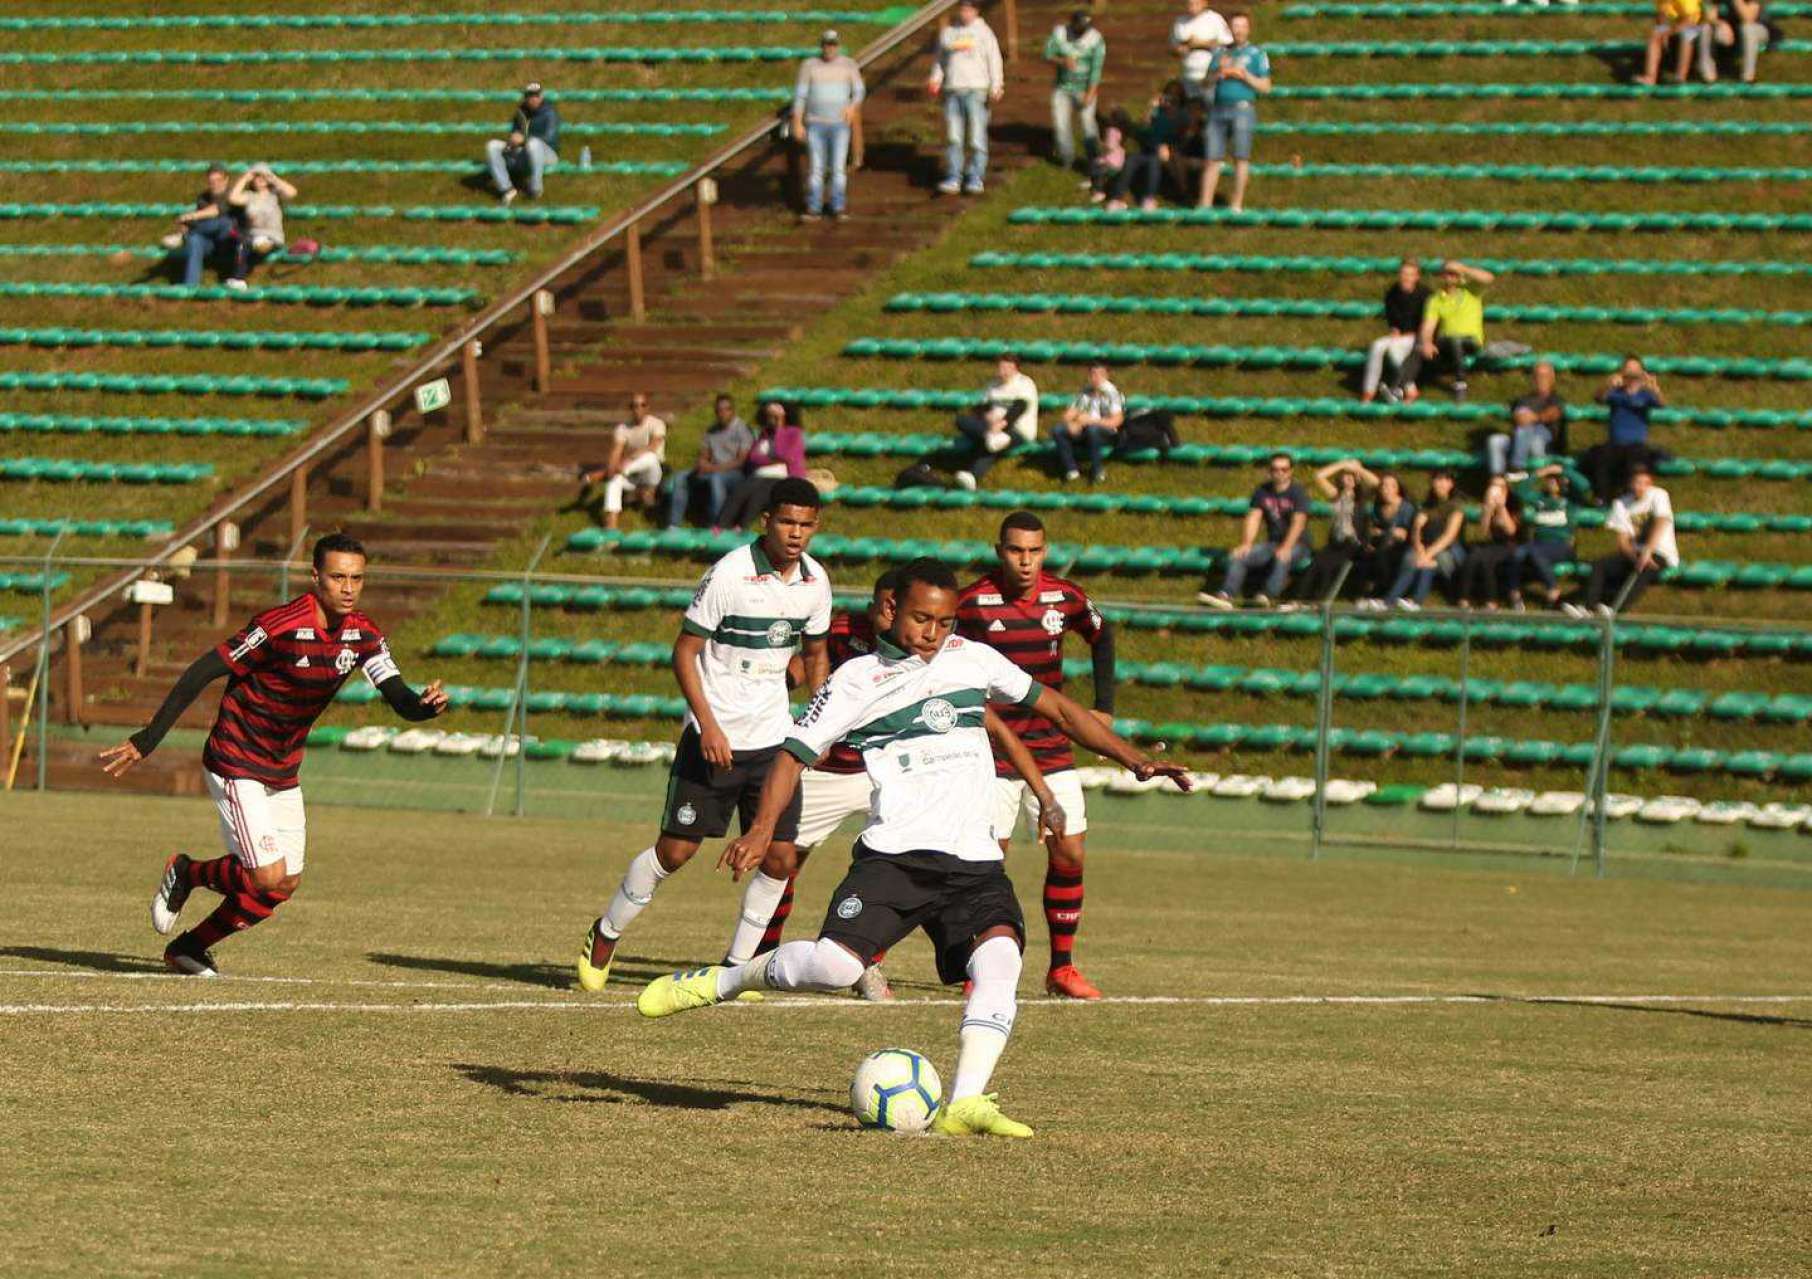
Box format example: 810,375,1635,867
850,1048,942,1133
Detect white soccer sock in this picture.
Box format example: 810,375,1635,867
598,847,669,940
951,934,1022,1101
715,937,864,1000
722,872,789,966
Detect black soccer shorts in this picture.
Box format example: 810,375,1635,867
819,844,1026,986
659,725,804,843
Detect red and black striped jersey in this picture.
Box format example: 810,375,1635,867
204,595,395,789
956,571,1105,776
816,609,878,775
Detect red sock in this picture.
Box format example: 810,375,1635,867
183,855,254,897
755,875,798,956
181,885,291,952
1043,868,1084,972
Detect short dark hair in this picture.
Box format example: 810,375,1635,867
999,510,1046,540
206,163,228,177
1269,452,1294,467
997,351,1021,367
895,557,959,598
1629,463,1654,480
714,392,734,407
765,477,822,514
312,531,367,570
872,567,905,598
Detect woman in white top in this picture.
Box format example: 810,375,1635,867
226,164,298,289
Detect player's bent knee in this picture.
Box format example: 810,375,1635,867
247,862,289,893
812,937,868,989
759,842,799,878
654,837,700,872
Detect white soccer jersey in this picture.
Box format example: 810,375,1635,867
783,634,1042,862
680,541,833,751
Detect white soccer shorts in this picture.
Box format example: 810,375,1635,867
205,769,307,873
990,770,1088,842
794,768,875,850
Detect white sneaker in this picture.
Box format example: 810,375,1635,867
224,278,248,291
1395,598,1422,612
984,431,1012,454
1506,470,1529,483
1062,469,1081,482
1593,604,1615,618
500,188,518,206
854,965,895,1002
1253,594,1274,609
1560,603,1587,618
1355,598,1384,611
937,179,962,196
150,854,192,936
1196,591,1235,610
160,232,184,251
953,470,977,491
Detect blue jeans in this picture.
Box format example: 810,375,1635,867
1205,101,1256,162
180,215,238,286
1509,540,1573,595
941,90,990,189
1050,89,1098,167
486,135,556,197
1484,424,1551,476
1221,541,1309,599
1051,424,1112,476
805,120,851,214
1385,545,1466,604
665,468,739,527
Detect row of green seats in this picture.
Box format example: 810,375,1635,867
0,371,347,398
0,572,71,594
1271,79,1812,95
433,635,675,665
333,680,693,720
1262,38,1804,54
1284,2,1812,15
0,8,912,29
2,458,212,483
1008,206,1812,231
474,582,1812,656
2,46,817,66
0,413,301,437
0,281,481,308
1,88,789,104
1250,161,1812,185
567,527,1812,589
970,250,1812,280
0,160,685,178
1264,120,1812,136
0,202,600,225
0,242,516,265
887,291,1812,328
1,121,724,137
768,386,1812,431
0,517,174,538
843,336,1812,382
0,326,430,353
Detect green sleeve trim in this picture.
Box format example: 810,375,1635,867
679,617,713,639
782,737,821,766
1014,680,1045,710
803,630,829,642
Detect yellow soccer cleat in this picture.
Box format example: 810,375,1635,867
932,1094,1034,1139
636,966,726,1019
576,920,615,993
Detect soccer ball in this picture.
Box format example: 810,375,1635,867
850,1048,942,1133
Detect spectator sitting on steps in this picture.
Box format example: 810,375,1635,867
1367,469,1467,611
1587,355,1664,505
664,394,756,529
487,82,561,205
162,165,240,287
929,0,1005,197
1393,258,1494,403
1485,360,1567,479
718,400,808,530
1638,0,1705,84
1507,464,1579,611
576,393,667,531
1564,464,1677,616
224,164,297,290
1360,257,1429,404
1197,452,1313,609
952,352,1040,491
1053,362,1125,484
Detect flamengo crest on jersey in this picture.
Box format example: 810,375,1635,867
783,633,1040,862
679,540,833,752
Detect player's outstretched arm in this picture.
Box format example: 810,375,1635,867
719,749,810,880
376,675,448,722
984,709,1065,840
97,648,232,778
1031,685,1193,790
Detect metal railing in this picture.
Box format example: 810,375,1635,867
0,0,962,670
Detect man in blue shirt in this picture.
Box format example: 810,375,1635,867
1591,355,1665,503
485,82,561,204
1198,12,1271,213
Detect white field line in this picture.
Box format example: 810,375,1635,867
0,992,1808,1016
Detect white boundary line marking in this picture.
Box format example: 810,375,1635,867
0,993,1808,1016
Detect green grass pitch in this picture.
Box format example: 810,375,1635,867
1,789,1808,1276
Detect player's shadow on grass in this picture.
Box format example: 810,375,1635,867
453,1063,846,1115
0,945,165,974
367,951,717,990
1488,993,1812,1031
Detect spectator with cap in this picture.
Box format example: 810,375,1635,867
793,29,866,221
664,394,756,529
486,82,562,204
929,0,1004,196
1197,452,1313,609
1053,362,1125,484
1171,0,1233,103
1045,9,1107,170
223,164,297,290
1485,360,1567,478
1393,258,1493,402
1360,258,1429,404
162,165,241,287
1565,464,1677,615
1197,11,1272,213
576,393,667,531
951,352,1040,491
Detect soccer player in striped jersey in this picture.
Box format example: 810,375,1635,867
97,532,448,976
956,511,1117,1000
577,478,833,991
636,559,1189,1138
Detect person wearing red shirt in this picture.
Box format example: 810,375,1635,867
956,511,1118,999
98,532,448,976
